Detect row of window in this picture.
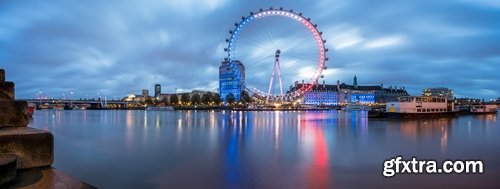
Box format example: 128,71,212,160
416,108,447,112
305,95,337,98
304,101,338,105
304,97,376,103
220,82,242,86
416,97,446,103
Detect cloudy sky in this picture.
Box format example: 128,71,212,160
1,0,499,99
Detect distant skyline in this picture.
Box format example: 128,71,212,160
1,0,499,99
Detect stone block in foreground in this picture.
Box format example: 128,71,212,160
0,154,17,186
0,127,53,169
0,100,29,127
9,166,96,189
0,81,15,100
0,69,4,82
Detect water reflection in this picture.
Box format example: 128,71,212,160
397,118,452,153
125,110,134,148
222,111,247,188
398,118,451,138
27,110,499,189
215,111,334,188
299,112,331,189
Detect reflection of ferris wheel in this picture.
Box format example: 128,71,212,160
224,7,329,103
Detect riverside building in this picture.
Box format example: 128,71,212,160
289,76,409,106
219,60,245,101
154,84,161,99
422,87,454,99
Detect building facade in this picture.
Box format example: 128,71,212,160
154,84,161,99
289,76,409,106
158,90,214,101
142,89,149,97
422,87,454,99
219,60,245,101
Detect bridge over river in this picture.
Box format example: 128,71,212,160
22,99,134,109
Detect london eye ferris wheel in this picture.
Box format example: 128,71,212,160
223,7,329,103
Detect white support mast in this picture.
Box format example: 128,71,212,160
266,50,284,103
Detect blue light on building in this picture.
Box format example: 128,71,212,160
219,60,245,101
303,91,339,105
350,94,375,104
289,76,409,105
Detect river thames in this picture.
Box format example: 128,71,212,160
29,110,500,189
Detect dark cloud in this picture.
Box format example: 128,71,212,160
1,0,499,99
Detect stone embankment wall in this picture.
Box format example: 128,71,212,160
0,69,54,185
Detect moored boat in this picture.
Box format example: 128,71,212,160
341,103,371,111
53,105,64,110
368,108,387,118
38,103,50,110
386,96,458,118
471,104,498,115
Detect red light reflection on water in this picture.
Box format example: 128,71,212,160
300,112,331,189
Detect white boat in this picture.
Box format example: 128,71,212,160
146,106,175,111
471,104,498,115
53,105,64,110
341,103,371,111
386,96,458,118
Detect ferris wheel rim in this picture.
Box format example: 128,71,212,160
225,8,328,102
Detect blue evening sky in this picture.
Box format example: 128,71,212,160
1,0,499,99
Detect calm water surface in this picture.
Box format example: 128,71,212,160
29,110,500,189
